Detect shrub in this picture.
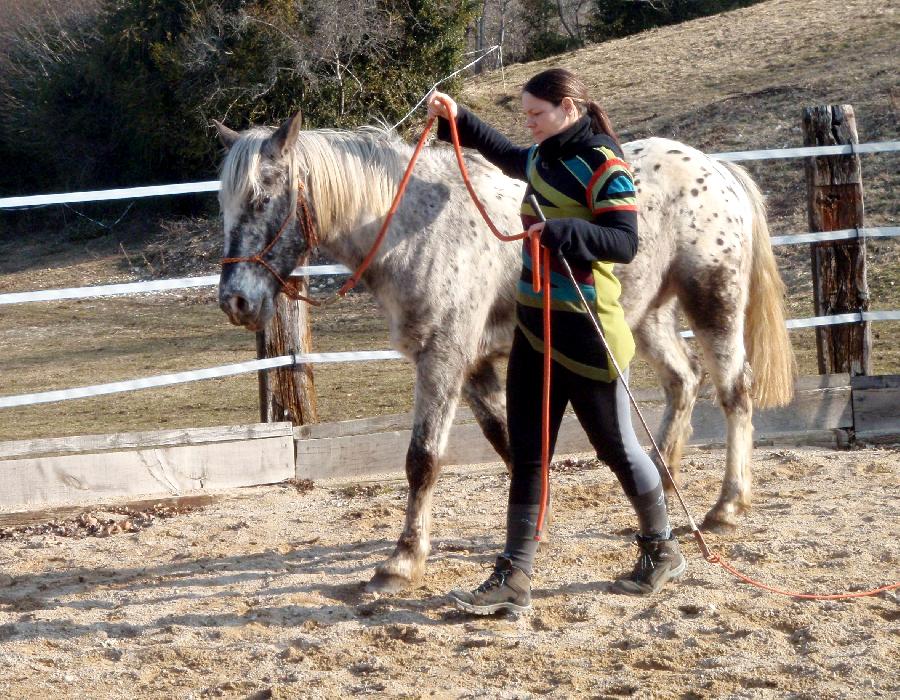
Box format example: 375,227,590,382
0,0,476,195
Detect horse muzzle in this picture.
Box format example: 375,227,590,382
219,290,273,331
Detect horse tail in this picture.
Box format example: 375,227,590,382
722,160,796,408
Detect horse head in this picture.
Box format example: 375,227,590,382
214,112,311,331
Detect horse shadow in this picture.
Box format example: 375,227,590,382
0,533,525,643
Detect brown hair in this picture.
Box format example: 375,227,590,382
522,68,622,151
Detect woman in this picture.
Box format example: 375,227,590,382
427,68,685,615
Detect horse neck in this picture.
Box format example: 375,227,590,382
296,130,407,267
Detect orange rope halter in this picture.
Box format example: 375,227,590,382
225,97,898,601
221,181,324,306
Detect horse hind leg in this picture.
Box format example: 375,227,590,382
634,295,703,495
462,354,511,471
678,269,753,531
366,347,466,594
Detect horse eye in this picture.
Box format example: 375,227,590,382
262,195,271,205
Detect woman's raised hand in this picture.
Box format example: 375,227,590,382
426,90,458,121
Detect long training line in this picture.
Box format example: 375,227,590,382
388,46,500,132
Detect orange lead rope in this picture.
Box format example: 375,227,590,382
536,246,552,540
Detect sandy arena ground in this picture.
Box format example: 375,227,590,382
0,445,897,699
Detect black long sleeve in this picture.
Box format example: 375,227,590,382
436,107,530,181
438,107,639,265
540,214,639,265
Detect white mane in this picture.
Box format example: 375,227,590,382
219,125,408,237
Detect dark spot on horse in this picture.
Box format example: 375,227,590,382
682,157,691,161
691,189,699,196
726,217,733,223
690,239,698,245
667,149,682,154
703,186,708,191
646,204,654,211
717,238,724,246
634,179,641,185
632,147,644,153
713,212,719,218
469,219,477,228
653,164,661,171
696,178,705,184
633,167,641,173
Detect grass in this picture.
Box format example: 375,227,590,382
0,0,897,442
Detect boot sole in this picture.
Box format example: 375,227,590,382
449,596,531,615
610,558,688,596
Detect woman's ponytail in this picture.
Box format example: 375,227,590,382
586,101,623,152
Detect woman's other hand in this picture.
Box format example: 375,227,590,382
427,91,458,121
527,221,546,242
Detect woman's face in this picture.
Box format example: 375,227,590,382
522,91,579,144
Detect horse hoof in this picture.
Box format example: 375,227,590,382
365,571,412,595
701,507,742,533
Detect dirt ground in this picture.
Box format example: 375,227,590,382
0,444,897,699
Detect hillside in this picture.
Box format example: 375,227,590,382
0,0,897,440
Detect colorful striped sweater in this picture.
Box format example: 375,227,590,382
438,109,637,381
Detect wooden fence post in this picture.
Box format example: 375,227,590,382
256,253,318,425
802,104,872,376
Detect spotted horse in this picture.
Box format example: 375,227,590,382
214,113,795,594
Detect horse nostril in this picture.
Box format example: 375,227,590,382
223,293,252,321
233,295,250,316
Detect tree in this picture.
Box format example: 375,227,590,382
0,0,476,194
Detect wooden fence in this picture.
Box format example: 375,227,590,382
0,102,897,512
1,373,896,510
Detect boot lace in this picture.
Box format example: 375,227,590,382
630,550,656,579
476,561,512,592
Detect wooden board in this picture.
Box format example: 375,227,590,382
0,422,294,460
295,376,855,480
852,374,900,442
0,428,295,509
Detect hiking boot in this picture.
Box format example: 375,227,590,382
448,557,532,615
611,534,686,596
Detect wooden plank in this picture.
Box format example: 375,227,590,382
852,374,900,440
293,376,851,443
0,422,294,460
803,104,872,376
295,378,854,480
0,435,294,509
294,407,477,440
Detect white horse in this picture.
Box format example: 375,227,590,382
214,113,794,593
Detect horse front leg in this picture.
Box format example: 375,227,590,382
366,349,465,594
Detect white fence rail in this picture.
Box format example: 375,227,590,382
1,141,898,210
1,140,897,410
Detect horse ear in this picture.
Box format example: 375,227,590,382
268,111,303,159
213,120,240,151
